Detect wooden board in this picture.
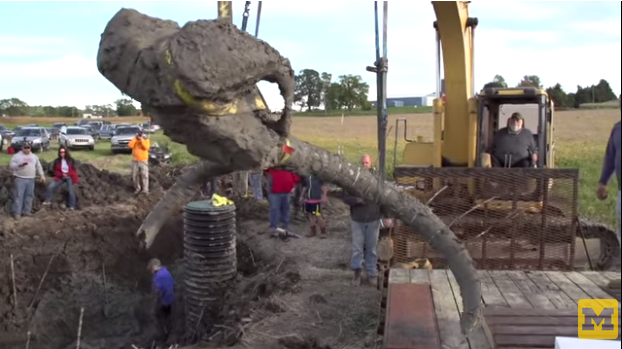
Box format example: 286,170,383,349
384,271,441,349
429,270,470,349
386,270,618,348
483,307,621,347
480,271,621,348
582,271,621,301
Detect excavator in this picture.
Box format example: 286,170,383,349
389,1,620,272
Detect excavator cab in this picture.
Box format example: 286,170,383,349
476,86,554,170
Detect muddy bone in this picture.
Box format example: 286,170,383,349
97,9,481,335
97,8,295,163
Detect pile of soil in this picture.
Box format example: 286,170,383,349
0,162,149,213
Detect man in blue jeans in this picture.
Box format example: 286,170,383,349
264,168,300,231
249,168,264,202
9,141,45,219
597,97,620,271
342,154,387,287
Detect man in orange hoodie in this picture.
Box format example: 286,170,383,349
264,168,300,231
128,130,151,194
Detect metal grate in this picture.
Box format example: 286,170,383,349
392,167,579,271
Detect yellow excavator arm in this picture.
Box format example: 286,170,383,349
431,1,478,167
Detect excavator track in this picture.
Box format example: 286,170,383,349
578,217,620,271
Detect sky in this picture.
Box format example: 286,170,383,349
0,1,620,110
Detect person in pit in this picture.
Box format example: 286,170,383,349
148,258,175,336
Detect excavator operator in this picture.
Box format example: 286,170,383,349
486,112,538,168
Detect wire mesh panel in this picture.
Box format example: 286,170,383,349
392,167,579,271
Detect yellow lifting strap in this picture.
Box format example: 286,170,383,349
212,193,234,206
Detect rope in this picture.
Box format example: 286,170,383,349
241,1,251,31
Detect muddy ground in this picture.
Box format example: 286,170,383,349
0,165,380,349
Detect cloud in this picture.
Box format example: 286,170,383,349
0,55,97,79
572,21,621,36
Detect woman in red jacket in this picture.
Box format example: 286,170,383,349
42,146,79,210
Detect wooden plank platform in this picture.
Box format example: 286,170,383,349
390,270,622,349
383,269,442,349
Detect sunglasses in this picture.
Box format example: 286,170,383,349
23,146,31,149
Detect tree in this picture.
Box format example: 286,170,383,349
483,75,507,89
293,69,323,111
545,83,572,108
115,98,138,116
326,83,342,111
320,72,333,112
0,98,29,116
517,75,542,88
336,74,369,111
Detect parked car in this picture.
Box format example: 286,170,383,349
148,141,172,165
10,127,50,152
74,119,91,126
110,126,142,154
59,126,95,150
52,122,66,128
79,125,100,140
47,127,60,140
98,124,115,140
142,122,161,134
0,130,3,151
0,124,12,145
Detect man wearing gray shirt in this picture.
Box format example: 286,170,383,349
9,141,45,219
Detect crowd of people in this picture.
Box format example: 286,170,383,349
7,130,151,219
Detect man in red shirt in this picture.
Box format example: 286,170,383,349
265,168,300,231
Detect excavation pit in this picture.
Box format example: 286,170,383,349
0,179,301,348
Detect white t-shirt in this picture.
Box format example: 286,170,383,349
61,159,69,174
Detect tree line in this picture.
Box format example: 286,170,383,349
483,75,617,108
0,98,141,117
294,69,371,112
2,74,616,117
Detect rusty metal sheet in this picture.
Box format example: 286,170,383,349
384,283,441,349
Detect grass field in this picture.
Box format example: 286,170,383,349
1,109,619,225
580,100,619,109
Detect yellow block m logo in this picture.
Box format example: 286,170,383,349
578,299,619,340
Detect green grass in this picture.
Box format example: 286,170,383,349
580,100,619,109
293,106,433,117
556,141,617,226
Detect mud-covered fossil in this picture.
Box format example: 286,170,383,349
96,8,482,334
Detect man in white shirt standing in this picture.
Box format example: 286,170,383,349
9,141,45,219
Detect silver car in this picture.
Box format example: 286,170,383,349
10,127,50,152
111,126,143,154
59,126,95,150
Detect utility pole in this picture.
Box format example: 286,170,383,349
366,2,388,187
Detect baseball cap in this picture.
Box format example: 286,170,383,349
510,112,523,120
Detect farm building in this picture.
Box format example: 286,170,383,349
370,93,436,107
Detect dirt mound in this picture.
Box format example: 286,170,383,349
0,162,143,212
